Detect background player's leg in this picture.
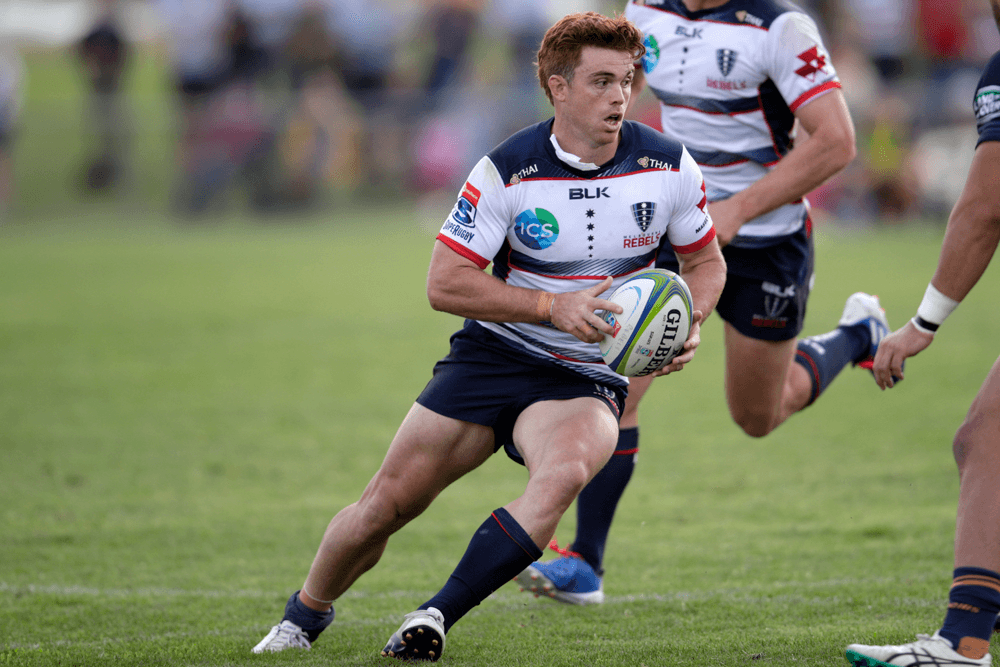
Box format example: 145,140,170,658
723,324,802,438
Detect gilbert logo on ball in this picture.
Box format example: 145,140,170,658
599,269,693,377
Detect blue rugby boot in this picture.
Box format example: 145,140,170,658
514,541,604,605
838,292,904,382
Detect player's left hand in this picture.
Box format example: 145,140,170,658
550,276,622,344
649,310,704,376
871,319,933,389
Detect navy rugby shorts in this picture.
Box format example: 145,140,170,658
657,223,814,342
416,321,626,465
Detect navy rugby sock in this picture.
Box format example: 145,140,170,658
282,590,335,642
939,567,1000,658
793,325,868,406
571,427,638,575
421,508,542,632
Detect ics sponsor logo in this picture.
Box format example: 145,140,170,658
514,208,560,250
642,34,660,73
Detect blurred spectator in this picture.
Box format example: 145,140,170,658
281,4,350,205
0,43,23,220
421,0,481,111
76,0,130,194
321,0,409,197
155,0,231,213
843,0,914,87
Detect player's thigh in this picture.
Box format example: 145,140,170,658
620,374,655,428
723,322,798,413
369,403,495,514
513,397,620,482
955,356,1000,465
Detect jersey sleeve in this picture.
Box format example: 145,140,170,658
765,11,841,113
437,156,514,269
665,146,716,255
974,52,1000,147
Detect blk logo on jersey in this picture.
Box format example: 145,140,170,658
514,208,560,250
569,187,609,200
717,49,738,77
642,34,660,73
450,181,481,228
794,46,827,81
631,202,655,232
675,25,703,39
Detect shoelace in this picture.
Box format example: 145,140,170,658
547,539,584,560
276,624,310,649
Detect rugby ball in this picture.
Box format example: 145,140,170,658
598,268,694,377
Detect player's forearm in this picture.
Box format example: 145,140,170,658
930,144,1000,303
428,265,553,323
728,124,854,225
677,245,727,320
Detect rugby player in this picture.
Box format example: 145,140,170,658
251,11,726,660
518,0,893,605
845,17,1000,667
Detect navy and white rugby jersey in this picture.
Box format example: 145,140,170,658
624,0,840,245
974,51,1000,147
437,119,715,385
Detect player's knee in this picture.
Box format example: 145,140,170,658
952,416,985,471
730,407,777,438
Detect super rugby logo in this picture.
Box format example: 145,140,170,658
450,181,481,228
514,208,560,250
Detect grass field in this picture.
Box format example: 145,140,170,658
1,205,997,666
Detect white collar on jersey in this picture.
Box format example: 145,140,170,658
549,134,600,171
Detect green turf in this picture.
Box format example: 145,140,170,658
1,207,997,666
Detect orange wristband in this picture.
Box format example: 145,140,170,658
536,291,555,322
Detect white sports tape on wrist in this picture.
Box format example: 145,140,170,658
916,282,959,326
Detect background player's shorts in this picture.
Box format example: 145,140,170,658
657,223,814,341
416,321,626,465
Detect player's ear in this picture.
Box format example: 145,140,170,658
548,74,568,102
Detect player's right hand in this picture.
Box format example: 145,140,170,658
871,320,934,390
550,276,622,344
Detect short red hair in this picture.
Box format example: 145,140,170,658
536,12,645,105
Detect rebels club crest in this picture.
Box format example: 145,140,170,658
631,202,655,232
717,49,738,77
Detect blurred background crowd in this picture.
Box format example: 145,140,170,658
0,0,998,224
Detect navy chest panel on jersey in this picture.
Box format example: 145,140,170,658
634,0,794,26
487,119,685,185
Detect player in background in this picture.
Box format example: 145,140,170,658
0,44,23,220
251,12,726,661
845,12,1000,667
517,0,893,605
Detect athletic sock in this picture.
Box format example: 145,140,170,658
571,426,638,576
282,590,335,642
793,325,869,406
939,567,1000,659
421,507,542,632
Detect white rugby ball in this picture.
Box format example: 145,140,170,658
598,268,694,377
